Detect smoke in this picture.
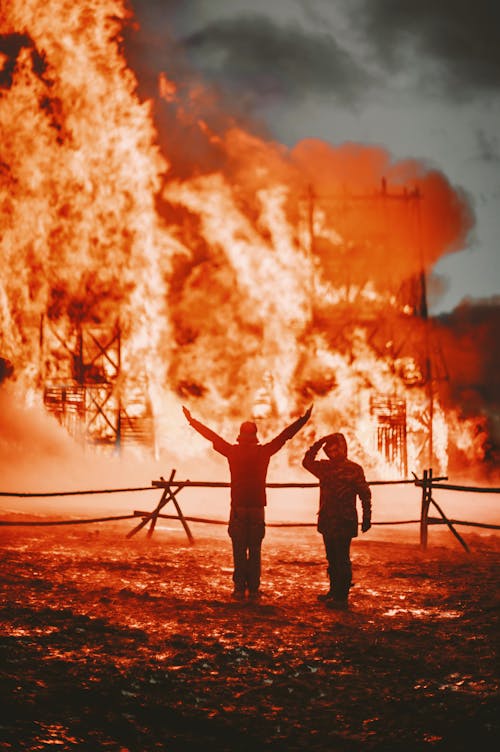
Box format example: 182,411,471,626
0,383,106,515
0,386,78,473
355,0,500,99
435,298,500,478
181,13,371,106
0,0,494,491
290,139,475,274
0,381,190,517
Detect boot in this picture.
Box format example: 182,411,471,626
317,588,334,602
326,597,348,611
318,571,335,601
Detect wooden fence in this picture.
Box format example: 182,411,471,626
1,468,499,551
415,468,500,552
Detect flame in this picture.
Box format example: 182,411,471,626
0,0,490,482
0,0,197,463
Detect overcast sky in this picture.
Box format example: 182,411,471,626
129,0,500,314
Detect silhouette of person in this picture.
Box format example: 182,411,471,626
302,432,371,610
183,405,312,600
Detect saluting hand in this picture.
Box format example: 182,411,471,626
310,436,326,452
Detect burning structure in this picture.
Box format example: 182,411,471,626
0,1,488,479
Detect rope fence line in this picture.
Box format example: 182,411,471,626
424,482,500,494
1,513,498,530
0,515,426,528
0,486,157,498
0,514,138,527
412,469,499,554
132,512,425,528
427,518,500,530
3,477,498,500
0,476,439,499
0,470,499,549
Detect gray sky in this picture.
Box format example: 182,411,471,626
129,0,500,314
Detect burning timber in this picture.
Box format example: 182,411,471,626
0,0,490,479
39,317,156,453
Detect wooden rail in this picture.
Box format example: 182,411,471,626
414,470,500,552
1,470,498,551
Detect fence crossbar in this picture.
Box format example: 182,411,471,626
0,487,156,498
429,494,470,553
0,514,137,526
0,476,453,499
428,518,500,530
426,483,500,494
1,471,499,549
133,511,424,528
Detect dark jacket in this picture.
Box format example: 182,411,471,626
187,413,310,509
302,447,371,538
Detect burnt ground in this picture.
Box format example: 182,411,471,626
0,523,498,751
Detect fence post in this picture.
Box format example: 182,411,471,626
419,468,431,550
126,470,194,544
428,491,471,554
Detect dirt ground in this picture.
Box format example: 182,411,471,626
0,521,499,751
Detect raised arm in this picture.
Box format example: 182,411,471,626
266,405,313,455
183,406,226,446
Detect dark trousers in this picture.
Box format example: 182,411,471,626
322,534,352,601
228,511,265,592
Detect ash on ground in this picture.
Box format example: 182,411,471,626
0,524,498,751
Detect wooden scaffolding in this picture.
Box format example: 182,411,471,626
39,316,155,453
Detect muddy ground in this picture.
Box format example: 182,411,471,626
0,522,498,751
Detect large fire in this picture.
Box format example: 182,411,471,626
0,0,488,480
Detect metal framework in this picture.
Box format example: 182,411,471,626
301,179,446,473
39,316,155,453
370,395,408,477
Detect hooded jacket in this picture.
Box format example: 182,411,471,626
302,442,371,538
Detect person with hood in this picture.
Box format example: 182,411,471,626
302,432,372,610
183,405,312,600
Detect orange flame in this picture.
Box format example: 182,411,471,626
0,1,488,480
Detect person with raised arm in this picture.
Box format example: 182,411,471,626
183,405,313,600
303,432,371,610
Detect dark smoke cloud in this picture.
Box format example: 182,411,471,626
475,129,500,163
124,1,242,176
125,4,373,173
181,13,372,105
124,0,189,98
128,0,500,126
436,297,500,471
437,296,500,404
355,0,500,98
127,2,373,110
